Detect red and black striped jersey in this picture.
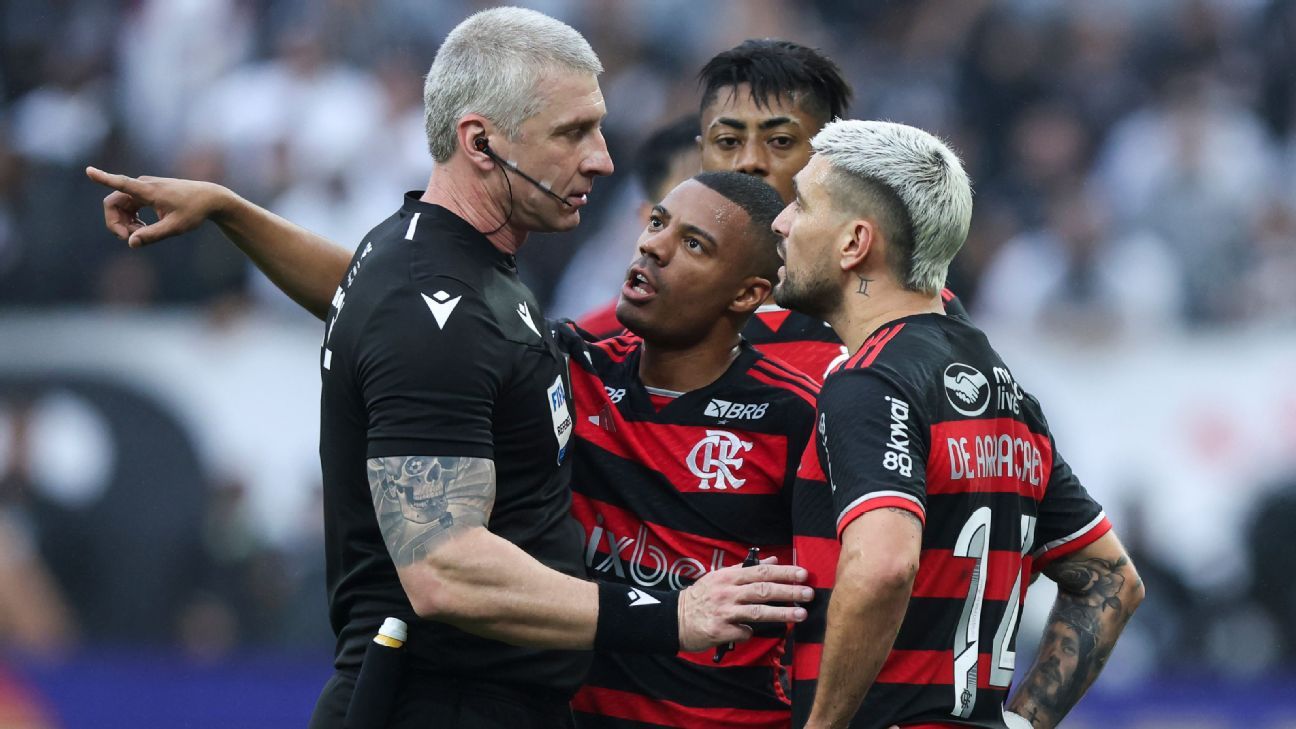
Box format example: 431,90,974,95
794,313,1109,729
746,289,968,385
787,414,838,728
552,326,824,729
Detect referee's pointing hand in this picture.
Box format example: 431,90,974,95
677,557,812,652
86,166,225,249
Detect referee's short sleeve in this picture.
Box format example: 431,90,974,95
358,277,509,460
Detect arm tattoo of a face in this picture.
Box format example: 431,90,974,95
367,456,496,568
1009,555,1140,727
856,275,873,296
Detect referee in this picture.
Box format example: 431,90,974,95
89,8,809,729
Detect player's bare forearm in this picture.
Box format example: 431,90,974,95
212,193,349,320
805,507,922,729
1007,532,1144,728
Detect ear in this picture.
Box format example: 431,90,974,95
456,115,494,172
729,275,773,315
695,134,704,153
839,218,876,273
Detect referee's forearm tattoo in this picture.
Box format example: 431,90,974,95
367,456,497,567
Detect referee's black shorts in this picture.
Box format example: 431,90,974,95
309,670,575,729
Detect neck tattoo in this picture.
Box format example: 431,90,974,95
856,276,873,296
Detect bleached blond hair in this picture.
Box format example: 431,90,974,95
811,120,973,294
423,7,602,163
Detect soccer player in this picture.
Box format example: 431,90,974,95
88,9,809,728
772,119,1145,729
571,114,701,339
580,39,967,382
557,171,823,729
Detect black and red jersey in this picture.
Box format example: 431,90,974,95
746,289,968,384
553,327,824,729
579,289,968,385
793,313,1109,729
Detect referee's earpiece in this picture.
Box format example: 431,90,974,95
472,134,573,208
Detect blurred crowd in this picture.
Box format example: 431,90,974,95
0,0,1293,327
1,0,1295,686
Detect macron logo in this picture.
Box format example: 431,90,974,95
626,587,660,607
517,301,541,338
422,290,461,329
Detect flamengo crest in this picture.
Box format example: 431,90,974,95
686,430,753,490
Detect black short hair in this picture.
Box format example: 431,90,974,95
697,39,852,124
633,115,701,201
692,171,785,282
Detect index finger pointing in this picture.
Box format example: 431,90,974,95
86,167,147,198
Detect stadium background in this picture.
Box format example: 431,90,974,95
0,0,1294,726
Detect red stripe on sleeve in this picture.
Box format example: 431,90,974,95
571,686,790,729
1032,516,1112,573
837,495,926,539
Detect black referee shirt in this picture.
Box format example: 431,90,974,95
318,194,590,695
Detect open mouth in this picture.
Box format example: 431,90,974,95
621,265,657,303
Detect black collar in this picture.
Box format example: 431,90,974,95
400,193,517,271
